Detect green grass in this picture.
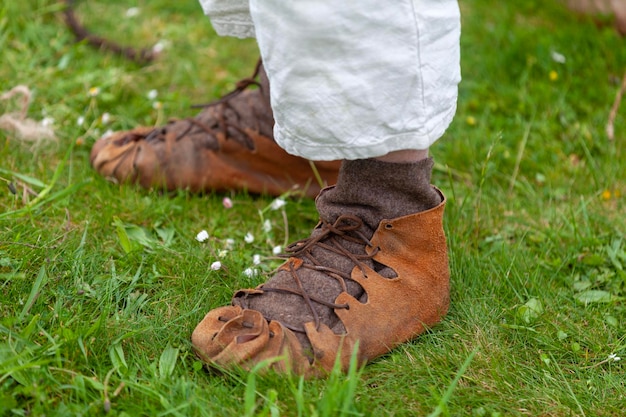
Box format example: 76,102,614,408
1,0,625,415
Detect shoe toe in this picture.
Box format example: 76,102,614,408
90,128,155,181
192,306,271,365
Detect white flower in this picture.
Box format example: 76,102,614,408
210,261,222,271
243,268,258,278
224,238,235,249
244,232,254,243
152,101,163,110
608,353,621,362
147,89,158,100
222,197,233,209
125,7,140,17
41,117,54,127
152,40,169,54
270,198,286,211
272,245,282,255
76,116,85,126
101,112,111,124
550,50,566,64
196,230,209,242
262,219,272,233
252,254,262,265
102,129,114,139
88,87,100,97
218,249,228,258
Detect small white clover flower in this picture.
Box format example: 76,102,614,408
608,353,621,362
88,87,100,97
210,261,222,271
224,238,235,249
222,197,233,209
147,89,158,100
125,7,140,17
102,129,114,139
41,117,54,127
152,40,169,54
152,101,163,110
76,116,85,126
550,50,566,64
196,230,209,242
243,268,258,278
101,112,111,124
270,198,286,211
218,249,228,258
262,219,272,233
244,232,254,243
252,254,262,265
272,245,282,255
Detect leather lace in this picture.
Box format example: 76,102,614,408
119,59,265,151
253,215,380,334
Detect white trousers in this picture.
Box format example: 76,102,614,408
199,0,461,161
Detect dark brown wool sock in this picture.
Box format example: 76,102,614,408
317,157,442,230
233,157,441,356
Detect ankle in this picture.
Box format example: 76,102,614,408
373,149,429,163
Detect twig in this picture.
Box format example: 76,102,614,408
0,241,41,249
62,0,156,65
607,70,626,141
509,117,533,195
103,367,115,413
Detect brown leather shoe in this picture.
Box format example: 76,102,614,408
90,61,340,197
191,159,450,377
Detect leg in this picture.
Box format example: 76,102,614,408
89,63,340,197
375,149,430,163
192,0,461,376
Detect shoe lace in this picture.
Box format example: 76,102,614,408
127,59,266,150
258,215,380,334
186,58,265,150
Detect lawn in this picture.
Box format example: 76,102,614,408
1,0,625,416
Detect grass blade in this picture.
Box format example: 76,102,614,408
427,348,478,417
19,265,48,321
